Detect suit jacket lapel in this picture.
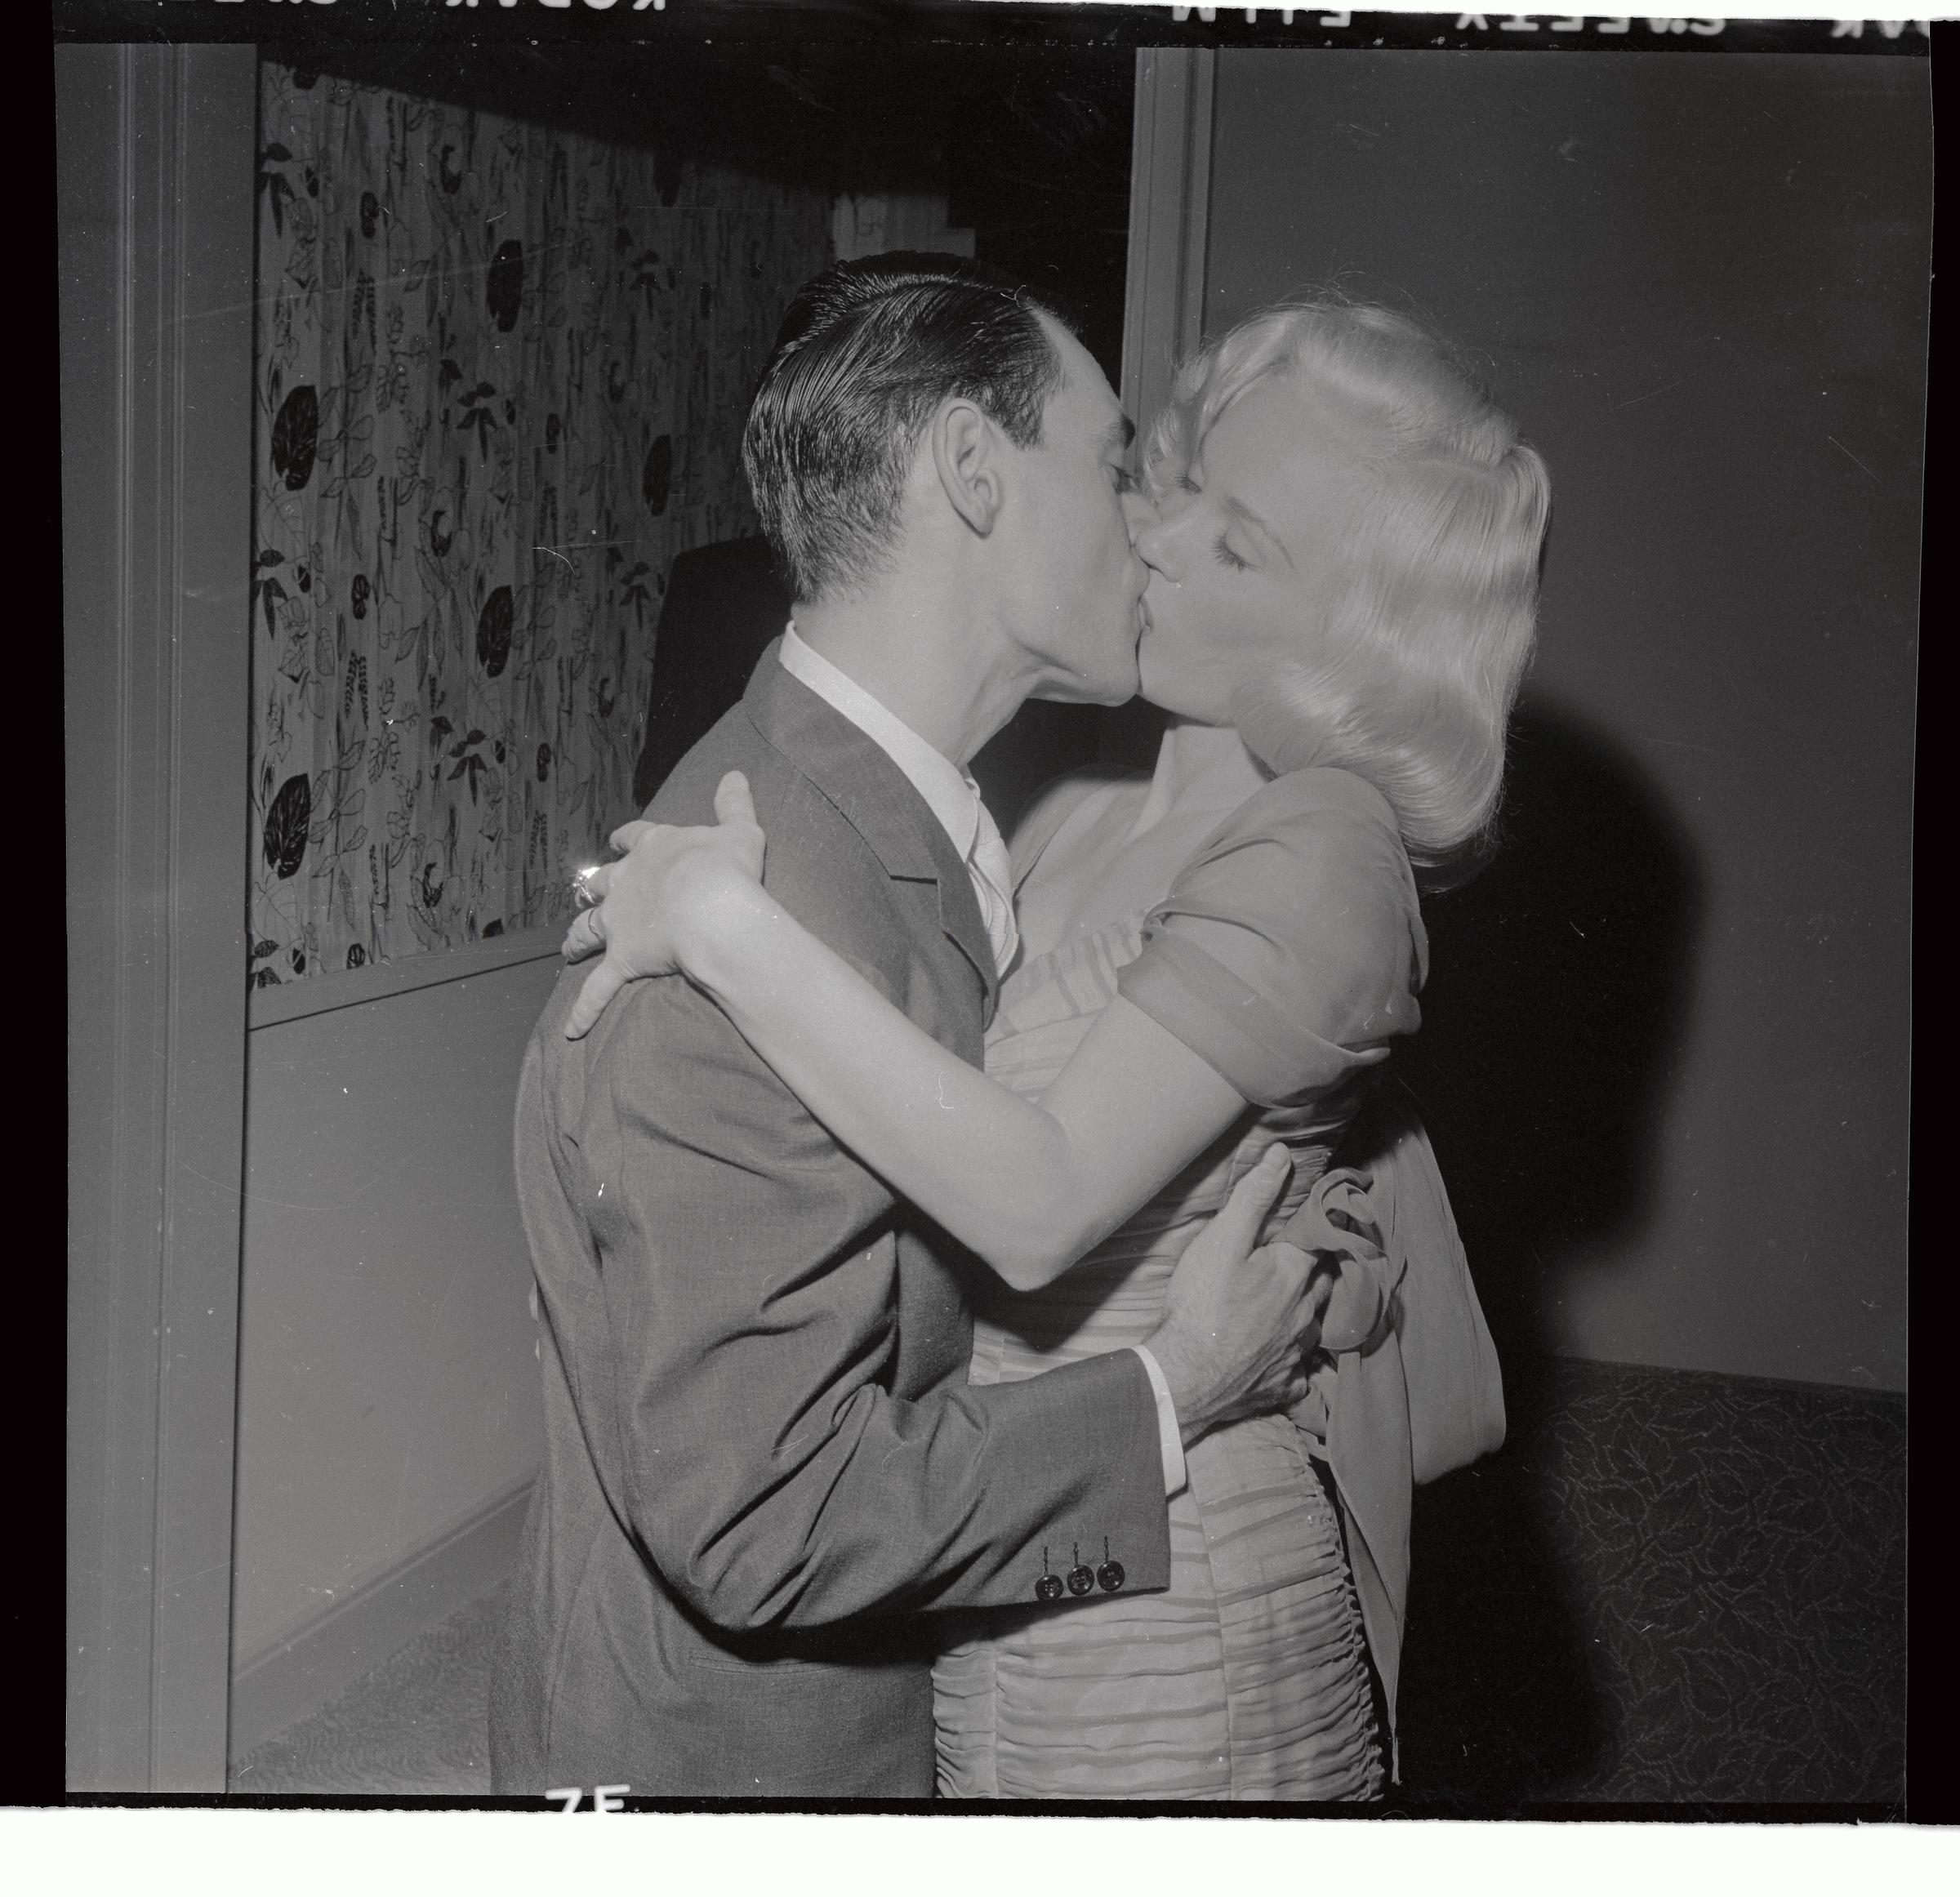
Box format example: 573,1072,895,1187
742,642,1001,1022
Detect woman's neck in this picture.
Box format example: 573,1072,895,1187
1128,719,1272,840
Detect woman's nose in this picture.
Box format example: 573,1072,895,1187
1129,508,1174,577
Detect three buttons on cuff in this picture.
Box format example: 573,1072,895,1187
1036,1541,1125,1603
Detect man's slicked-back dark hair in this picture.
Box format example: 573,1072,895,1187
742,252,1076,603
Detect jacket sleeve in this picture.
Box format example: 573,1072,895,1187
568,944,1172,1636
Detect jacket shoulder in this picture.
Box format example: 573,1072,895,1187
652,717,925,991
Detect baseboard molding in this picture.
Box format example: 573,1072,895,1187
1544,1350,1907,1403
228,1476,534,1762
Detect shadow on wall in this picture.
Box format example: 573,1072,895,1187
1405,691,1706,1358
1392,692,1706,1801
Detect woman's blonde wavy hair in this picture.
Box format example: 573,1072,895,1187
1143,298,1551,884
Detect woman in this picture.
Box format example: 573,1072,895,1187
567,300,1549,1799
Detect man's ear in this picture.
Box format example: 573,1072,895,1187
929,398,1004,538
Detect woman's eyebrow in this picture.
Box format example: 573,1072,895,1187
1223,494,1295,569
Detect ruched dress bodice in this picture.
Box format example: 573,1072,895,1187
932,768,1428,1801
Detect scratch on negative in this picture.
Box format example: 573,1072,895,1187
1606,376,1692,415
1630,729,1725,757
1826,435,1879,483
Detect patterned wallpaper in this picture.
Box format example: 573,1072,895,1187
249,63,831,986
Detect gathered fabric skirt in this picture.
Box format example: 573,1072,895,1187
933,1412,1383,1801
938,914,1385,1801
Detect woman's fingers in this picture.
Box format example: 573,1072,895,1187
608,818,658,855
564,952,631,1040
713,771,766,880
562,906,608,964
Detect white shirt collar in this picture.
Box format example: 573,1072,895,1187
777,623,982,863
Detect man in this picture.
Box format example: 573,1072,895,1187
489,256,1327,1798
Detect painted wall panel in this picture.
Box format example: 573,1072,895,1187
232,957,558,1659
1204,51,1922,1389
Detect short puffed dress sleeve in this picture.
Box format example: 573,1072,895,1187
1115,766,1428,1108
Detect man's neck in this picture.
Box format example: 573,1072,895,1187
792,583,1032,769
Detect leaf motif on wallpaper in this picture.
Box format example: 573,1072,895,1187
376,358,412,413
477,586,515,677
487,239,524,332
368,726,400,783
258,142,297,234
391,612,432,676
618,560,656,630
271,385,320,490
343,652,370,726
264,773,313,879
254,551,291,638
459,382,502,461
642,434,673,516
627,249,663,316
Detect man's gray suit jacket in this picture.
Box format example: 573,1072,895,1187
488,643,1172,1798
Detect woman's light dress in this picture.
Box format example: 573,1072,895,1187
932,768,1428,1801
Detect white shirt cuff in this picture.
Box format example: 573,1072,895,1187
1125,1344,1188,1497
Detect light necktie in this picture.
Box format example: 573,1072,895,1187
964,779,1021,979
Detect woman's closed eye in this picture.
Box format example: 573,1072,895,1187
1213,533,1251,572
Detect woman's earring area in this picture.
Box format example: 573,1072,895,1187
572,865,600,909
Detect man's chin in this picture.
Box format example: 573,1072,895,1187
1089,667,1145,710
1027,680,1140,709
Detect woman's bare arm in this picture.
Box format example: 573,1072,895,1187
565,775,1247,1291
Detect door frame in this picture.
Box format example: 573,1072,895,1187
1120,46,1217,435
1100,45,1215,773
63,42,259,1792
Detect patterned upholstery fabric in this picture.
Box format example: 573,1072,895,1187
1397,1359,1905,1808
